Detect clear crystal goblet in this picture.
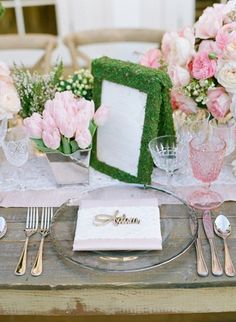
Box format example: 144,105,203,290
149,135,185,189
2,126,29,189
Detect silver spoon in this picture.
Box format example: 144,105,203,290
214,214,235,277
0,216,7,239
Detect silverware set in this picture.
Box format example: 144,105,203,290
15,207,53,277
193,210,235,277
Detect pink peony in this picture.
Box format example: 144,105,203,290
216,22,236,51
23,113,43,139
139,48,162,69
0,61,12,83
167,65,190,87
42,127,61,150
206,87,231,120
195,6,223,39
170,88,198,114
0,81,21,119
75,128,92,149
93,105,109,126
224,42,236,60
161,30,195,67
191,51,217,80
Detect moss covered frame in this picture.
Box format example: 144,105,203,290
91,57,174,184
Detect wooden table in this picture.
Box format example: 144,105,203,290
0,202,236,318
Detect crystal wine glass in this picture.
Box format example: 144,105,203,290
2,126,29,189
149,135,185,188
187,135,226,210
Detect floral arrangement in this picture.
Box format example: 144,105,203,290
12,61,63,118
140,0,236,122
57,69,93,101
0,62,21,120
23,91,108,154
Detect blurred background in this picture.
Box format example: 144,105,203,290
0,0,224,70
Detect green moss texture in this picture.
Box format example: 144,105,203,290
91,57,175,184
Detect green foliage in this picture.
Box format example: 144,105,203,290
57,69,93,101
12,61,63,118
0,2,5,17
91,57,175,184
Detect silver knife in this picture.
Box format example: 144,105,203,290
203,210,223,276
190,217,208,277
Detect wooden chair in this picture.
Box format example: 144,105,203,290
0,34,57,73
63,28,165,70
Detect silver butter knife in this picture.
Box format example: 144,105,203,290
203,210,223,276
190,216,208,277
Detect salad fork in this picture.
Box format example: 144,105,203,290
31,207,53,276
15,207,39,276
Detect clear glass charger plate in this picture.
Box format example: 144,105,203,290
50,184,198,272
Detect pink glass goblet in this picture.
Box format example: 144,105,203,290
187,136,226,210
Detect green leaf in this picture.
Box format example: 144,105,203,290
70,140,79,153
31,138,56,153
89,121,97,137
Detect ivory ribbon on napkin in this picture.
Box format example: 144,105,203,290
73,198,162,251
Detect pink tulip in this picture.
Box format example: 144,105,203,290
75,128,92,149
42,127,61,150
93,105,109,126
195,6,223,39
206,87,231,120
170,88,198,114
23,113,43,139
139,48,162,69
78,98,95,120
191,51,217,80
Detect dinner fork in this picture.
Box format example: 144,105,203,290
31,207,53,276
15,207,39,276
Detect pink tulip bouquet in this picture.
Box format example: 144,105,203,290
0,61,21,120
23,91,108,155
140,0,236,122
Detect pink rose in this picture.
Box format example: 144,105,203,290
206,87,231,120
168,65,190,87
42,127,61,150
0,81,21,119
216,22,236,51
23,113,43,139
191,51,217,80
93,105,109,126
162,30,195,66
139,48,162,68
75,128,92,149
198,40,221,57
195,6,223,39
170,88,198,114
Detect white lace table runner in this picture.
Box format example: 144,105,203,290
0,152,236,207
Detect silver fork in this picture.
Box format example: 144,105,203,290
31,207,53,276
15,207,39,276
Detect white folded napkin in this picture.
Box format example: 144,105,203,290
73,198,162,251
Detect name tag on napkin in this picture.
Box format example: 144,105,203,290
73,198,162,251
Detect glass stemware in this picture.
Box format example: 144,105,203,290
187,135,226,210
2,126,29,189
148,135,185,188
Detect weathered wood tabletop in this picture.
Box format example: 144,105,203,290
0,202,236,317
